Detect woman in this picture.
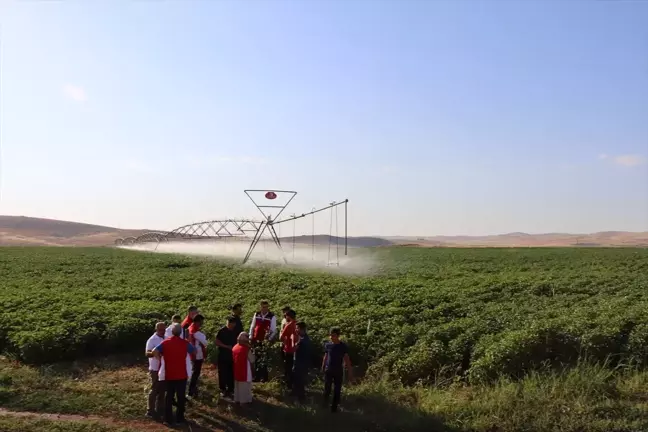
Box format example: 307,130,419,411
232,331,255,404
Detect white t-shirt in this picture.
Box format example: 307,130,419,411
192,330,207,361
164,324,177,339
146,333,165,371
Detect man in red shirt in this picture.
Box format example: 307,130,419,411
153,323,195,425
280,309,297,390
181,305,199,340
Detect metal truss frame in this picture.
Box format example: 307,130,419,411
115,190,349,266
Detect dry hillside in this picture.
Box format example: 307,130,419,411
0,216,145,246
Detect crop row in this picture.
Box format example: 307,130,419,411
0,246,646,383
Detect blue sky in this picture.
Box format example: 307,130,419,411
0,0,646,236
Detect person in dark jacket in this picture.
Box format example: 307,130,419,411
214,316,238,397
292,321,311,403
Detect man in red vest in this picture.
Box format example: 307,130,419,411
181,305,199,340
248,300,277,382
280,309,297,390
153,323,196,425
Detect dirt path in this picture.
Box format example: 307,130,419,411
0,408,223,431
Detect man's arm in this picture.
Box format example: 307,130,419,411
321,353,328,373
195,331,207,348
186,342,196,354
268,315,277,340
249,314,256,336
152,343,163,359
214,331,232,349
344,353,353,381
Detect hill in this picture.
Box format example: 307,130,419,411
0,216,144,246
1,215,646,247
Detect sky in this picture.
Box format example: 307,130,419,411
0,0,646,237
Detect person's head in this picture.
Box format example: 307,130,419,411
296,321,307,336
260,300,270,314
286,309,296,323
226,316,237,330
329,327,341,343
171,314,182,324
193,314,204,328
171,323,183,337
187,305,199,319
155,321,166,337
237,331,250,345
231,303,243,317
282,306,291,317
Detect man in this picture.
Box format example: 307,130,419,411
153,323,195,425
187,314,207,398
181,306,199,340
321,327,353,413
165,315,182,339
215,316,238,397
280,309,297,389
145,322,166,420
279,306,291,334
292,321,311,403
231,304,244,336
249,300,277,382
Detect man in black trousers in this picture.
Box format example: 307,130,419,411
214,316,238,398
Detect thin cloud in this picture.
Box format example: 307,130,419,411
613,154,646,167
63,84,88,102
598,153,646,167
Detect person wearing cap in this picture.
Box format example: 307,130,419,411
153,323,196,425
144,322,166,420
232,332,255,404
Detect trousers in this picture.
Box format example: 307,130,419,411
283,352,294,388
217,357,234,393
165,379,187,424
147,370,165,418
323,369,343,411
188,359,203,397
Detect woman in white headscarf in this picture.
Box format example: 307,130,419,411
232,332,255,404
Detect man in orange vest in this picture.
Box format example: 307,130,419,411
153,323,196,425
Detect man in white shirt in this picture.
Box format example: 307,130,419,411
145,322,166,420
188,314,208,397
165,315,182,339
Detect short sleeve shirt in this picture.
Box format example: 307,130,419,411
324,341,348,373
216,326,237,360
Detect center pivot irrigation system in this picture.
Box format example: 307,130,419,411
115,189,349,266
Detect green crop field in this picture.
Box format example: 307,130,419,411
1,246,647,431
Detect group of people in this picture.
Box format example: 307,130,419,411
144,301,353,425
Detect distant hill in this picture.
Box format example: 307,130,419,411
0,216,144,246
1,215,646,247
386,231,648,247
